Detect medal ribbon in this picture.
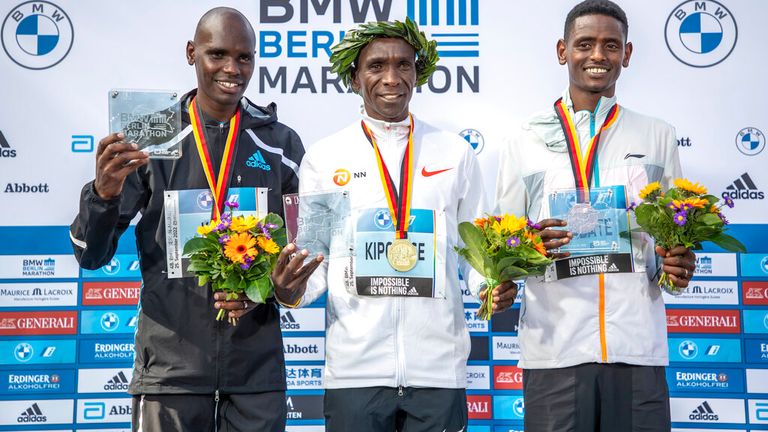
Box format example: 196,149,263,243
554,97,619,202
189,97,240,221
361,115,414,240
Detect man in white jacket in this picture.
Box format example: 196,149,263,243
494,1,696,431
270,19,517,431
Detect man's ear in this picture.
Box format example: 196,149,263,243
622,41,633,68
556,39,567,65
350,67,360,93
186,40,195,66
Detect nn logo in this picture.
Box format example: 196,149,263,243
722,173,764,200
280,311,299,330
246,151,271,171
689,401,718,421
104,371,130,391
17,402,46,423
0,130,16,157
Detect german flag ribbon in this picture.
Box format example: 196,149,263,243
554,98,619,202
361,115,415,240
189,97,241,221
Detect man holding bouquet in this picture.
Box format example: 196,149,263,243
495,1,695,431
270,19,515,431
69,8,309,431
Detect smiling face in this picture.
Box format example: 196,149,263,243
352,37,417,122
186,12,255,121
557,13,632,109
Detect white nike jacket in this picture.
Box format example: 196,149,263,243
496,91,682,369
295,113,487,389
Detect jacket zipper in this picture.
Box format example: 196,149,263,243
394,297,406,391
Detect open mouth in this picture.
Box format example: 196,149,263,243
379,94,403,101
216,80,242,91
584,67,609,75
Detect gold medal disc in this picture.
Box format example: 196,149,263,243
387,238,418,272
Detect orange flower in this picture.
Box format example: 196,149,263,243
223,232,257,264
474,217,488,228
257,236,280,254
526,231,547,256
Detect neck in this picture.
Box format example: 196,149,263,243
195,95,239,123
569,85,614,113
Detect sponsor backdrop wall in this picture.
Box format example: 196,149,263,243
0,0,766,430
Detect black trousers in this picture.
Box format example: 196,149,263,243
523,363,671,432
131,391,286,432
324,386,467,432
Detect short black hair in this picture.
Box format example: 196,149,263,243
564,0,628,41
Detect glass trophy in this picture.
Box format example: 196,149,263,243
548,186,630,255
283,190,353,259
109,89,183,159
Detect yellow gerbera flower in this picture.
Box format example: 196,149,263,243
491,215,527,235
223,232,257,263
638,182,661,199
196,220,218,236
257,236,280,254
673,178,707,195
710,204,719,213
229,215,258,233
683,197,708,209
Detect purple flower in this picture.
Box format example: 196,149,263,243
224,201,239,209
626,202,637,212
239,261,251,270
673,210,688,226
506,236,521,247
257,222,277,240
218,234,230,244
717,212,730,225
667,201,678,210
494,216,502,222
526,219,541,230
244,255,254,264
723,196,735,208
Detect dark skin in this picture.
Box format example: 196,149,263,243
489,15,693,303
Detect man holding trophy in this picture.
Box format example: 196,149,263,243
495,1,696,430
69,8,308,431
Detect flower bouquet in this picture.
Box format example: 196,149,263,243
183,201,287,324
627,178,745,295
456,214,552,320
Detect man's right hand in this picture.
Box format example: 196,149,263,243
272,243,324,306
536,218,573,259
94,133,149,200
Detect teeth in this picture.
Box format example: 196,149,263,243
217,81,239,88
586,67,607,73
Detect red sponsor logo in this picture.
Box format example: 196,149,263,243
0,311,77,335
743,281,768,306
467,395,492,419
666,309,740,333
494,365,523,390
82,281,141,306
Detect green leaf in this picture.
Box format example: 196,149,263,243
272,228,288,249
499,265,528,281
187,260,213,272
264,213,284,229
245,276,273,304
710,233,747,253
183,237,215,255
457,222,493,276
700,213,722,226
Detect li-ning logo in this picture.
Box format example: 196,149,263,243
735,127,765,156
2,1,74,70
407,0,479,58
246,150,271,171
722,173,764,200
460,129,484,155
689,401,719,421
665,0,737,68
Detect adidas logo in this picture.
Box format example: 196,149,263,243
104,371,130,391
246,150,271,171
607,263,620,272
0,131,16,158
689,401,718,421
407,287,419,296
722,172,764,200
17,402,46,423
280,311,299,330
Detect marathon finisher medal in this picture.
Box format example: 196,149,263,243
361,116,418,272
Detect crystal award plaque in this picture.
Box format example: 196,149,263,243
291,190,353,259
109,89,183,159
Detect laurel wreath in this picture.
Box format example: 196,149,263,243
329,17,439,90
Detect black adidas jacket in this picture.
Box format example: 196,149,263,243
70,90,304,394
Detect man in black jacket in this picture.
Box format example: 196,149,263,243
70,8,310,431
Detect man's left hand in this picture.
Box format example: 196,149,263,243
656,245,696,288
479,280,518,314
213,292,255,320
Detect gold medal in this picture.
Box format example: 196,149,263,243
387,238,418,272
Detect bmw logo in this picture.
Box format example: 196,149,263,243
197,191,214,210
14,342,33,362
1,1,74,70
679,340,698,359
665,0,737,68
512,398,525,417
100,312,120,332
736,127,765,156
102,258,120,275
374,209,392,230
459,129,484,155
761,256,768,274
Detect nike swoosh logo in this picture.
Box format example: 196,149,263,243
422,167,453,177
624,153,646,159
